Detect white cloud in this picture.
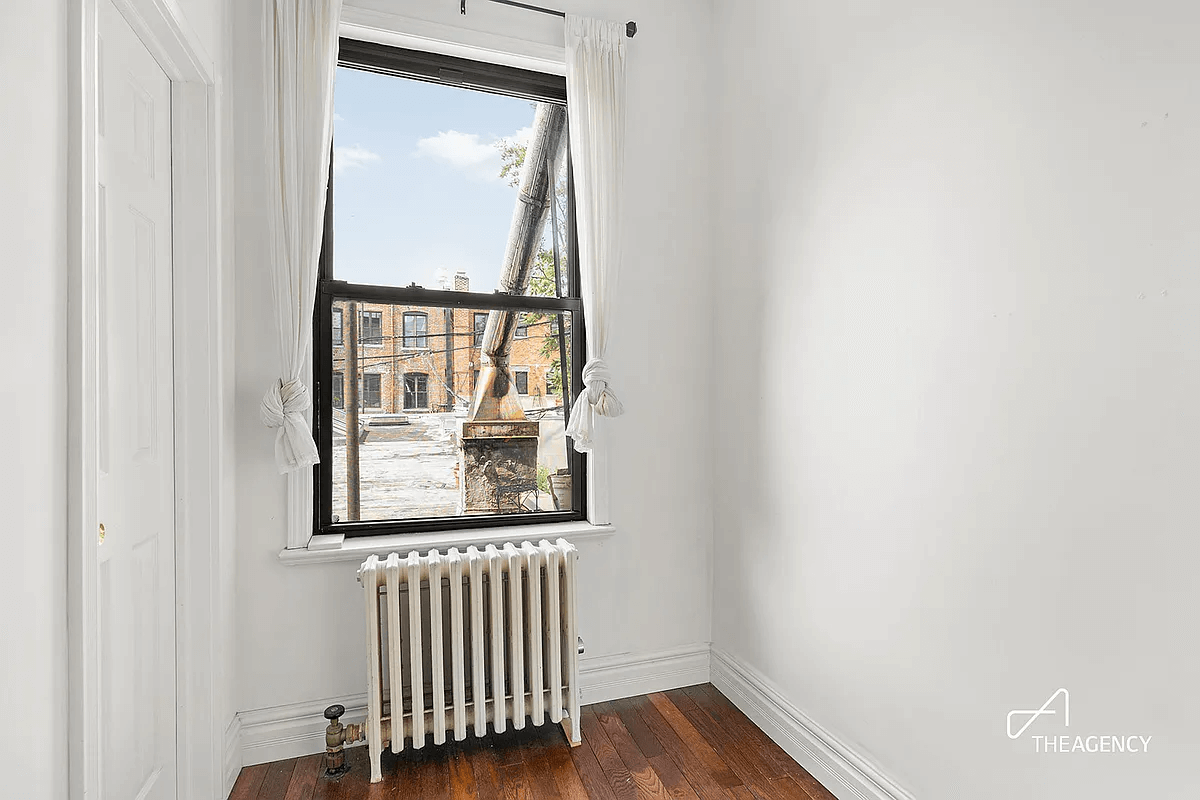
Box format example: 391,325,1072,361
334,144,380,175
414,125,535,182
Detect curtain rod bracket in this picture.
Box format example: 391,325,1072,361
461,0,467,14
626,21,637,38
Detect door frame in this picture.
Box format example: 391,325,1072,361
67,1,225,798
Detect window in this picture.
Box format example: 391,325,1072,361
360,310,383,346
402,312,428,349
473,313,488,347
404,373,429,409
361,373,381,408
314,40,585,537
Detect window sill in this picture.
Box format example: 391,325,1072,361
277,520,615,566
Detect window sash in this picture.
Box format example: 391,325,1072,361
403,373,429,409
360,311,383,346
403,312,428,349
361,373,381,408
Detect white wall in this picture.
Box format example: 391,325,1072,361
0,3,69,797
711,1,1200,798
232,0,715,728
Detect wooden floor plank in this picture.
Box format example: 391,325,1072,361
568,721,621,800
666,690,777,799
628,695,738,800
238,687,837,800
646,753,702,800
609,697,663,760
696,686,835,800
283,755,323,800
580,707,640,800
646,693,742,790
256,758,298,800
467,736,507,800
448,742,481,799
593,702,687,800
229,764,269,800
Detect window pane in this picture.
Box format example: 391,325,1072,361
403,312,428,348
332,371,344,409
361,311,383,345
333,67,568,295
329,299,574,522
332,309,343,346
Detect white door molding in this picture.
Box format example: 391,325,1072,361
68,1,224,798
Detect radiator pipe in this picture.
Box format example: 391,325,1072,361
324,704,365,776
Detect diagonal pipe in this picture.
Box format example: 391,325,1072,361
470,102,568,422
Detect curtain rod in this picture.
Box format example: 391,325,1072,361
461,0,638,38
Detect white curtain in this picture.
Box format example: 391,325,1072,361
564,15,627,454
259,0,343,473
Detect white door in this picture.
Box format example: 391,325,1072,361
96,1,177,797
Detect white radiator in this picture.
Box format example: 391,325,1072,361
357,539,581,783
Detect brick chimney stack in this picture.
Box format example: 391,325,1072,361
454,271,469,292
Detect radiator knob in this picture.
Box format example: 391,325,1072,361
324,704,345,721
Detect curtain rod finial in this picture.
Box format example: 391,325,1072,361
626,21,637,37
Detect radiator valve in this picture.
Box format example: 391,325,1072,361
324,704,364,776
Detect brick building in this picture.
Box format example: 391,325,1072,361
329,272,567,416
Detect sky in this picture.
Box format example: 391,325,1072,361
332,65,541,292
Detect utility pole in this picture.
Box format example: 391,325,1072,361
345,300,361,521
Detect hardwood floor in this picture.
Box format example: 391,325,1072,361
230,684,837,800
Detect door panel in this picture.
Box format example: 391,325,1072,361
96,1,177,798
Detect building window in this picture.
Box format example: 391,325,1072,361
404,373,429,410
314,40,585,536
473,313,488,347
360,310,383,346
361,373,381,408
402,312,428,349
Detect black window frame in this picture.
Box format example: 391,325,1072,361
403,372,430,410
360,309,383,346
361,372,382,409
473,312,488,347
313,39,587,539
332,370,344,409
402,311,429,349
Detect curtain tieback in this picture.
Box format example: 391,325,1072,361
580,358,624,418
567,358,623,453
260,378,320,473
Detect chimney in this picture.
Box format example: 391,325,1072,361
454,271,470,292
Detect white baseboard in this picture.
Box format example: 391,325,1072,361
222,715,243,798
710,647,914,800
237,642,711,767
239,693,370,767
579,642,711,704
